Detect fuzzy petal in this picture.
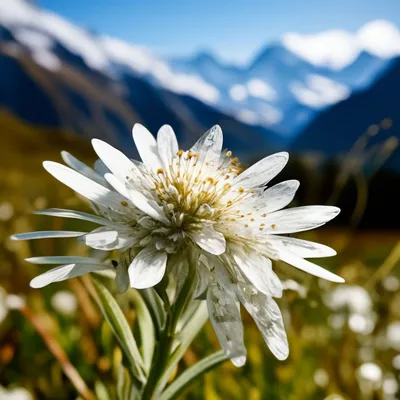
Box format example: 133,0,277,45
236,284,289,360
92,139,140,184
267,236,337,258
207,277,246,367
279,252,344,283
30,263,110,288
127,189,170,225
233,152,288,189
61,151,108,186
132,124,163,172
233,251,282,298
128,247,167,289
264,206,340,234
256,180,299,213
43,162,132,215
190,125,223,163
157,125,179,169
11,231,85,240
189,225,226,255
35,208,118,228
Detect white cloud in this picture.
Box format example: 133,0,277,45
247,79,277,101
290,74,350,108
229,84,248,102
236,109,259,125
258,104,282,125
282,19,400,70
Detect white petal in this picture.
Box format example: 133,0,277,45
267,236,337,258
104,173,130,199
30,263,110,288
61,151,108,186
207,278,246,367
26,256,104,265
256,180,299,213
233,152,288,189
78,227,118,249
92,139,140,183
233,251,282,298
11,231,85,240
128,247,167,289
157,125,178,169
132,124,163,171
190,125,223,163
43,162,132,215
279,252,345,283
264,206,340,234
127,189,170,225
189,225,226,255
236,285,289,360
34,208,118,227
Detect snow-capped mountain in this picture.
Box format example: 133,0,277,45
1,0,399,168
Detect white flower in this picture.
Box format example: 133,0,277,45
13,124,343,365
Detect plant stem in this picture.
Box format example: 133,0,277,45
141,249,198,399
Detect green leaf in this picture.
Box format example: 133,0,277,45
129,290,155,373
154,301,209,395
92,277,146,383
139,288,166,337
160,350,228,400
94,380,111,400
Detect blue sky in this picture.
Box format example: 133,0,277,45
38,0,400,64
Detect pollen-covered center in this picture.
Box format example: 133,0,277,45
150,149,250,229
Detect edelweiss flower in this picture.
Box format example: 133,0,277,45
13,124,344,365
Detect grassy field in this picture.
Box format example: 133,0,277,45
0,112,399,399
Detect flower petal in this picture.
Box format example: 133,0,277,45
256,180,299,213
279,252,345,283
207,275,246,367
61,151,108,186
128,247,167,289
233,152,288,189
11,231,85,240
43,162,132,215
190,125,223,163
267,236,337,258
92,139,140,184
25,256,104,265
189,225,226,255
34,208,118,227
127,189,170,225
157,125,178,169
263,206,340,234
30,263,110,288
104,173,130,199
79,227,118,249
233,251,282,298
132,124,163,172
236,285,289,360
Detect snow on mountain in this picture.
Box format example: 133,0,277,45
0,0,220,105
282,20,400,70
1,0,399,137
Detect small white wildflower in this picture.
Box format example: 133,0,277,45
51,291,78,316
13,124,343,365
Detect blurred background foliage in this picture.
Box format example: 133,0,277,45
0,113,399,399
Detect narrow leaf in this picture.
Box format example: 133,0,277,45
92,278,146,383
160,350,228,400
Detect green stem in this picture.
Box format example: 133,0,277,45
141,249,198,400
